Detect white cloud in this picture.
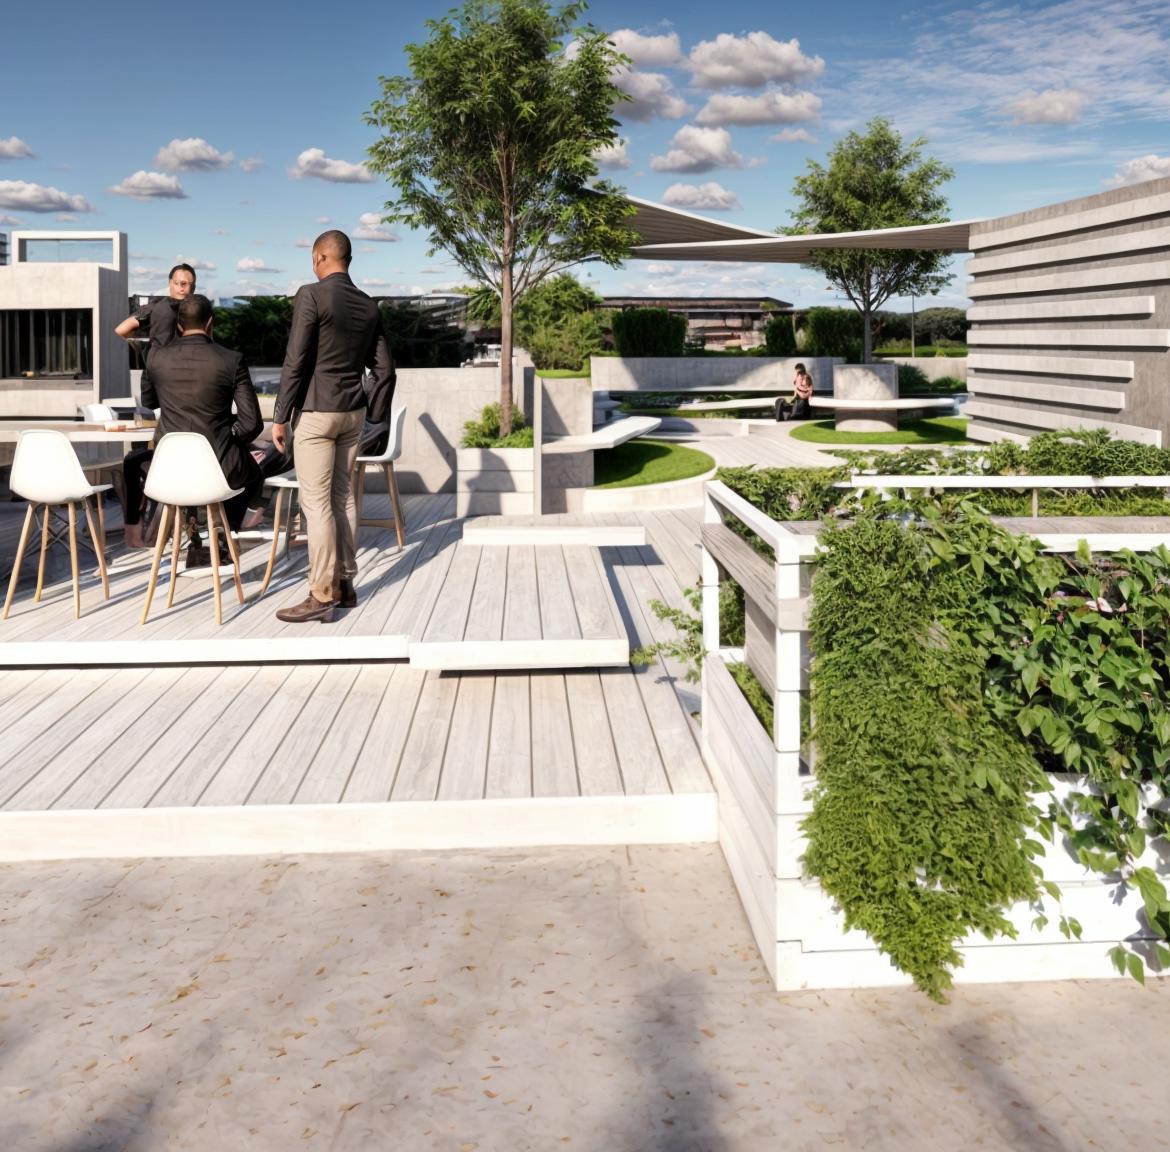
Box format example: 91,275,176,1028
107,171,188,200
288,148,373,183
1107,153,1170,187
213,229,229,235
769,127,818,144
316,216,332,223
233,279,278,295
352,212,400,242
0,180,96,213
132,266,169,282
154,137,233,172
645,263,675,274
651,126,742,173
0,137,35,160
239,157,264,173
295,237,312,248
176,256,216,270
1001,88,1087,124
130,251,159,258
695,89,822,127
237,256,283,272
687,32,824,90
747,157,768,169
360,278,401,287
607,29,682,67
358,246,375,253
614,69,692,122
593,138,631,170
56,212,77,222
0,213,24,224
660,181,743,211
252,239,264,245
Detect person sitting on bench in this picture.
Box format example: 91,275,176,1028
775,363,814,422
143,294,267,536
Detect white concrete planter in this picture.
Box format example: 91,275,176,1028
699,479,1164,991
563,464,718,512
455,447,534,516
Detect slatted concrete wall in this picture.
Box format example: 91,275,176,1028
965,176,1170,446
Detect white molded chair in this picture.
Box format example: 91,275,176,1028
3,430,111,620
257,470,305,599
354,405,407,549
140,433,244,626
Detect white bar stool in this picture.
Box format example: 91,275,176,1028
257,471,305,598
354,405,407,550
140,433,245,626
3,429,111,619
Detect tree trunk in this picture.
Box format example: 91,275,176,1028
499,259,514,437
862,305,872,364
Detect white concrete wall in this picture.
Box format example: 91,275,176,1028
883,356,968,383
591,356,841,394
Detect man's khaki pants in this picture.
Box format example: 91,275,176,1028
295,409,365,603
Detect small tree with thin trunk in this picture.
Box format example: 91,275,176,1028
365,0,637,435
787,118,955,363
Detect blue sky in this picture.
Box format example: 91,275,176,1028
2,0,1168,311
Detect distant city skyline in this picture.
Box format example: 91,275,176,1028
2,0,1167,311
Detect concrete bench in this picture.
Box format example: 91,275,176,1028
542,414,662,455
810,396,957,432
847,473,1170,517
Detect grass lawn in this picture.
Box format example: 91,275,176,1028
535,366,590,378
593,439,716,489
789,416,971,445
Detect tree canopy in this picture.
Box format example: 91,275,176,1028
364,0,637,434
787,118,955,363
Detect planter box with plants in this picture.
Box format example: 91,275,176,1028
455,403,535,516
688,446,1170,1000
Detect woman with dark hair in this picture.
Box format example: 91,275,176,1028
114,263,197,548
775,362,815,422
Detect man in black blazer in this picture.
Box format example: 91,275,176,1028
271,230,393,623
144,294,266,533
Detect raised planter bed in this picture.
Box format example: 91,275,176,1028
699,478,1160,991
455,447,533,516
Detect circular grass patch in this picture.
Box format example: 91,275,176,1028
592,439,716,489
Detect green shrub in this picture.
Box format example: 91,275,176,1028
764,314,798,356
728,661,773,738
460,402,534,448
805,307,863,361
612,307,687,357
524,311,603,371
896,363,931,393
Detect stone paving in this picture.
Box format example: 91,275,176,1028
1,845,1166,1151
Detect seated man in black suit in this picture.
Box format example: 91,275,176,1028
143,294,266,535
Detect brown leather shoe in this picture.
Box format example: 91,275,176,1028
338,579,357,608
275,594,335,623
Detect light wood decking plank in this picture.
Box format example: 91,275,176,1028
562,544,623,639
462,545,508,642
530,672,579,798
381,519,464,641
247,664,364,805
341,665,426,803
564,670,624,796
436,673,495,801
484,672,531,799
598,665,670,795
195,664,329,807
422,543,483,642
535,546,582,641
292,664,392,805
502,546,541,641
390,671,460,801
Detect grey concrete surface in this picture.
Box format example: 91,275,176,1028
1,845,1166,1151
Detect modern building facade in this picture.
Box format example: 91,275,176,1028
602,295,792,349
964,176,1170,446
0,230,130,418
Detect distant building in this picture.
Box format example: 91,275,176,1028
0,230,129,418
373,292,472,329
602,295,792,349
0,232,9,266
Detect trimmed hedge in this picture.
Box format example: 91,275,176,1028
764,314,798,356
805,307,863,362
611,307,687,357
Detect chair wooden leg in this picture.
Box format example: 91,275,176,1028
207,505,223,626
218,502,245,605
166,506,183,609
96,492,107,557
83,497,110,600
354,462,366,531
35,505,50,602
67,502,82,618
140,504,173,625
258,488,285,599
387,463,406,549
3,503,37,620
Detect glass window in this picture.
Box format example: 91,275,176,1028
0,309,94,379
22,238,114,264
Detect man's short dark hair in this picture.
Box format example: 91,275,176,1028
313,230,352,264
177,294,213,331
169,262,197,285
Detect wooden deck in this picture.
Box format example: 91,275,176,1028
0,498,715,859
0,495,700,669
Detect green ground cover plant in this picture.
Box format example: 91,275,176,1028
592,440,714,488
790,417,970,445
461,403,535,448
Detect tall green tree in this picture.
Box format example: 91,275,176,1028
365,0,637,435
787,118,955,363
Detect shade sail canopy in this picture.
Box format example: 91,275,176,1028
624,197,982,263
